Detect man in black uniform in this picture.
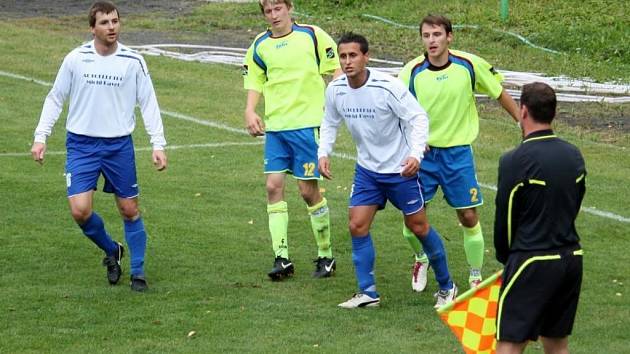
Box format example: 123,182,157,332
494,82,586,354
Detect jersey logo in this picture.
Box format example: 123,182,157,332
82,59,95,63
275,40,288,49
326,47,335,59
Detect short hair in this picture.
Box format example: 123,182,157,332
89,1,119,27
337,32,369,54
420,14,453,34
258,0,293,13
520,82,557,124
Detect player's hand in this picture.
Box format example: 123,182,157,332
400,156,419,177
318,157,333,180
31,142,46,165
152,150,167,171
244,110,265,137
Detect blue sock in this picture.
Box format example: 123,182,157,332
124,217,147,276
79,212,117,256
418,227,453,290
351,233,378,298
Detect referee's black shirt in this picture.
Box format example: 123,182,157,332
494,129,586,264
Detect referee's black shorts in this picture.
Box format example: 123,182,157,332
496,244,583,342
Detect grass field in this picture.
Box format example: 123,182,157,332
1,1,629,353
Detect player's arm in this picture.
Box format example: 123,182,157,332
391,85,429,176
493,153,516,264
32,55,73,164
244,90,265,136
318,86,343,180
136,58,167,171
498,89,519,123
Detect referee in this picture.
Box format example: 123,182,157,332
494,82,586,354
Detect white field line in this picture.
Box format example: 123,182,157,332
0,141,263,157
2,70,627,223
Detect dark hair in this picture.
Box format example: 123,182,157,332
420,14,452,34
89,1,119,27
337,32,369,54
520,82,557,124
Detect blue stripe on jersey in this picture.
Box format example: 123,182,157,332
292,24,320,66
253,31,272,73
116,54,146,75
449,53,475,90
79,51,95,55
366,85,399,102
408,59,431,98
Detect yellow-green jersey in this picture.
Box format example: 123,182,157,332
398,50,504,147
243,23,340,132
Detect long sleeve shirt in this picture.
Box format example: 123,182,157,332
34,40,166,149
494,129,586,264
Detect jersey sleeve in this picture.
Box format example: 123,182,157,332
470,54,504,99
494,151,518,264
243,40,266,93
136,56,167,150
397,61,413,87
388,81,428,160
34,53,74,144
318,84,344,158
314,27,340,75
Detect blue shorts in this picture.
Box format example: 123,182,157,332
350,164,425,215
419,145,483,208
65,132,138,198
264,128,321,180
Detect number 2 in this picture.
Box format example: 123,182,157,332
469,188,479,203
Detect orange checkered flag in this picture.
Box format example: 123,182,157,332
437,270,503,354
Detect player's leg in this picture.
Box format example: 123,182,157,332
291,128,334,277
263,132,293,280
496,341,528,354
339,165,383,308
441,145,484,287
102,135,146,291
66,133,122,284
338,205,380,308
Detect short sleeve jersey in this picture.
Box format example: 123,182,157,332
243,23,340,132
398,50,504,147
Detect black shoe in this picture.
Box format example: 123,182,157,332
130,274,149,292
102,242,124,285
268,257,294,281
312,257,336,278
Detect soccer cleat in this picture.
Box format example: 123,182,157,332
411,260,429,292
312,257,336,278
268,257,294,281
434,283,458,309
102,242,124,285
469,269,483,289
338,293,380,308
130,274,148,292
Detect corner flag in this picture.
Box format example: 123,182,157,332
437,270,503,354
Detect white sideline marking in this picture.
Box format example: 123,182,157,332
0,141,263,157
2,70,627,223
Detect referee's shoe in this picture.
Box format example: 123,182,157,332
312,257,336,278
102,242,124,285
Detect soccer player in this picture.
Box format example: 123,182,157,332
494,82,585,354
398,14,520,291
318,32,456,309
243,0,342,280
30,1,167,292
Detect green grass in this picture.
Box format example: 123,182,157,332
1,3,629,353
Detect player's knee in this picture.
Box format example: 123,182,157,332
349,220,368,236
457,209,478,227
118,204,139,220
70,207,91,224
406,221,430,238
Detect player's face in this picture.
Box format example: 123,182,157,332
421,24,452,60
338,42,369,79
263,2,292,35
91,10,120,47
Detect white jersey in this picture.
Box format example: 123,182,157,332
34,40,166,149
318,69,429,174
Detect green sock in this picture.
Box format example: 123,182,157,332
403,224,428,263
307,197,332,258
267,201,289,259
463,221,484,270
